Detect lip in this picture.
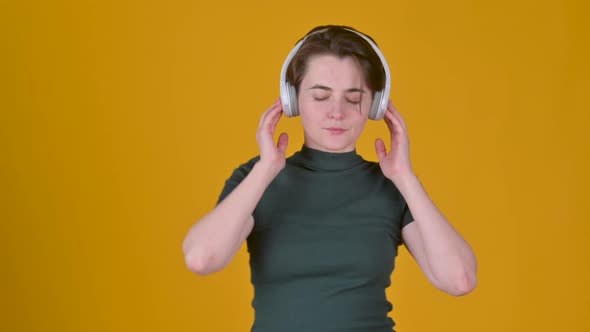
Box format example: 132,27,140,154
325,127,347,134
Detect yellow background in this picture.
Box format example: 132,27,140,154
2,0,588,331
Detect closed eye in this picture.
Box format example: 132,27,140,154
313,97,329,101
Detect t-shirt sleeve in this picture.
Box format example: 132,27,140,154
401,201,414,228
216,156,260,206
398,195,414,247
394,182,414,228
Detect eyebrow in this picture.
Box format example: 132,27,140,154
309,84,366,93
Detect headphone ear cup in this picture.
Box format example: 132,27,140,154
369,91,383,120
281,82,295,117
287,83,299,117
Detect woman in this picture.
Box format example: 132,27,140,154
182,25,477,332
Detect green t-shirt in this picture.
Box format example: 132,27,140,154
218,145,414,332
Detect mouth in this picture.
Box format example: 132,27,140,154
325,127,347,134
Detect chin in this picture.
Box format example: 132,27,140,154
317,138,355,153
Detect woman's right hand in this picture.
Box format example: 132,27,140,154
255,98,289,177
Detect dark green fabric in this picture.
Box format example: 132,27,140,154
217,145,414,332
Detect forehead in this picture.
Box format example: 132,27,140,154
301,54,367,89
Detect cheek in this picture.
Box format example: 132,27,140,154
362,97,374,114
298,100,322,121
298,109,317,131
350,112,370,133
352,118,369,131
301,114,322,131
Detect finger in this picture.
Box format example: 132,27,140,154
386,108,405,135
258,99,283,129
258,112,282,150
393,111,406,132
375,138,387,161
386,101,400,122
259,111,282,139
385,110,408,146
277,132,289,154
388,100,407,132
266,106,284,133
383,108,396,136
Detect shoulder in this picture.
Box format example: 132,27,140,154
228,155,260,178
216,155,260,205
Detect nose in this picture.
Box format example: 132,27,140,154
327,99,346,120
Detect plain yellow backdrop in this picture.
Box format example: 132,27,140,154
2,0,588,331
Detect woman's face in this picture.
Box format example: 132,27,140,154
297,54,372,153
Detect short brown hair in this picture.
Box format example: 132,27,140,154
285,25,386,96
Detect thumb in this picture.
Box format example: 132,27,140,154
277,132,289,155
375,138,387,161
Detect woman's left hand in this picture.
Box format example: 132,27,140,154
375,100,415,183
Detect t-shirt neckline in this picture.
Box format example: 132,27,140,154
290,145,365,172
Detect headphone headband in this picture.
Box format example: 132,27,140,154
279,27,391,120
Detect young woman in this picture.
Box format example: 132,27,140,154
182,25,478,332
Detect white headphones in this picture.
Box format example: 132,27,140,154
279,27,391,121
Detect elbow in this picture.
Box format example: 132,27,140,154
431,270,477,296
445,270,477,296
184,249,221,276
182,235,217,276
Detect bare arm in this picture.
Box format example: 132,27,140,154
399,175,478,296
182,99,288,275
182,163,274,275
375,100,477,296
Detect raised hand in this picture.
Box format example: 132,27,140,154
375,100,414,183
256,98,289,177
